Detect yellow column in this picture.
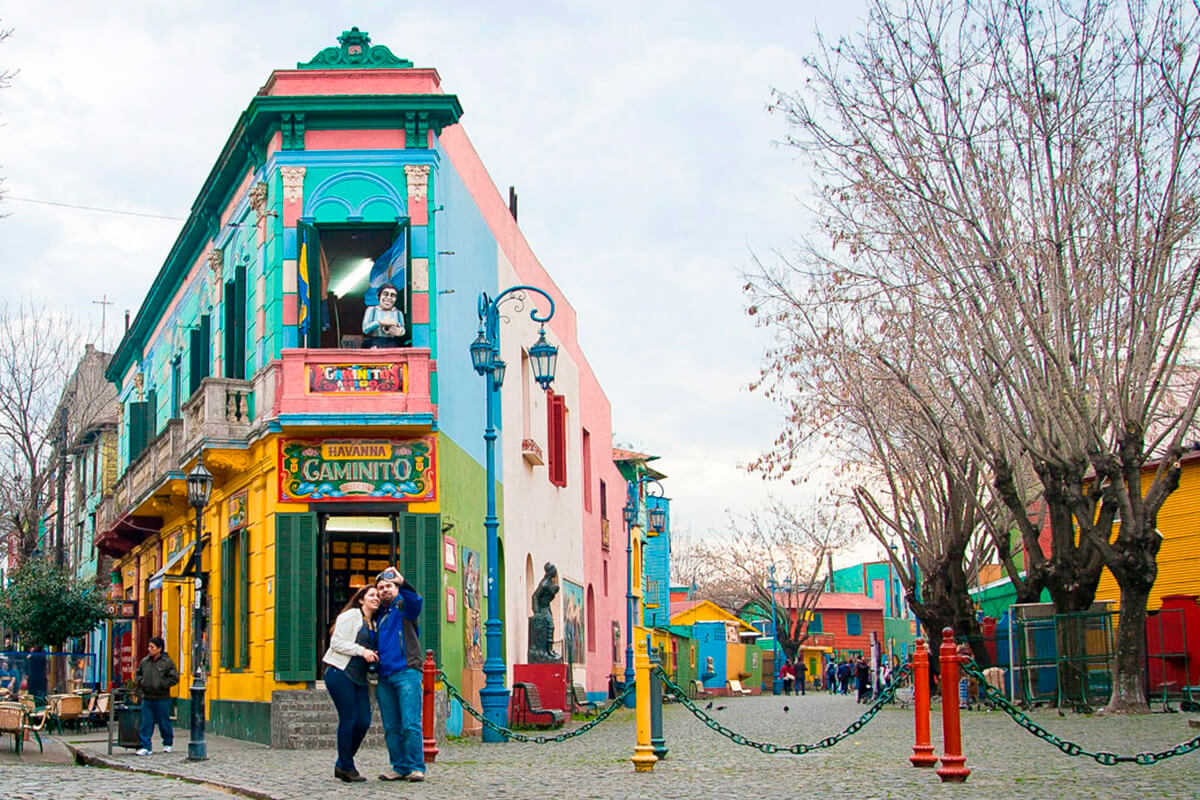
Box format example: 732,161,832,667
631,630,658,772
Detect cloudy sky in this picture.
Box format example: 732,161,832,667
0,1,880,565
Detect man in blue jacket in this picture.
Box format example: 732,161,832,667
374,566,425,782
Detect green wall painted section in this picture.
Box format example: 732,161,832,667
434,432,500,683
207,699,272,745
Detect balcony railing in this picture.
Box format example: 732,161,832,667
269,347,435,422
181,376,254,459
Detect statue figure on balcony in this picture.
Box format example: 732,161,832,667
528,562,561,663
362,282,405,348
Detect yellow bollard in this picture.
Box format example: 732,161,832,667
631,633,658,772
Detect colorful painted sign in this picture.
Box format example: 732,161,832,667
228,490,248,530
462,546,483,667
105,599,138,619
279,437,436,502
307,362,406,394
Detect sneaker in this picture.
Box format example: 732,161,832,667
163,746,172,753
405,770,425,782
135,748,152,756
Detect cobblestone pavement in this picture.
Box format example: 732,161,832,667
0,693,1196,799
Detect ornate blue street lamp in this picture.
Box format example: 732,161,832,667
471,286,557,742
622,476,665,706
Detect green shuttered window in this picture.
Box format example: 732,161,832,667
274,512,317,682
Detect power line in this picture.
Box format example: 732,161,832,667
6,195,185,221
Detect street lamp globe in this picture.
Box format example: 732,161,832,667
470,329,493,375
528,327,557,390
623,500,637,528
648,504,666,534
186,462,213,510
491,358,507,388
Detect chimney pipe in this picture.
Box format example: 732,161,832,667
508,186,518,222
124,310,131,332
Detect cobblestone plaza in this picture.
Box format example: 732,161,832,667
1,693,1196,799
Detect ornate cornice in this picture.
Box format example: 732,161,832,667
404,164,430,201
208,248,224,282
249,181,269,219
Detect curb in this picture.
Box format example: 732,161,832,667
64,742,282,800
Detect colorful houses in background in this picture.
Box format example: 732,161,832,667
90,29,648,744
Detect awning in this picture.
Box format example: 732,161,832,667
148,541,195,591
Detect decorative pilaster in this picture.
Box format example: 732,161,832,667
405,164,430,226
281,167,306,228
249,181,270,247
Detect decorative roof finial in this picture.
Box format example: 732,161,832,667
297,27,414,70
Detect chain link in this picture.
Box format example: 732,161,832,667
439,671,635,743
960,661,1200,766
652,663,911,755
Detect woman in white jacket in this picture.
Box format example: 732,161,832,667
322,585,380,782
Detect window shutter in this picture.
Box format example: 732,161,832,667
220,535,234,669
239,529,250,668
189,328,204,396
223,279,237,379
199,314,212,383
421,513,441,665
548,393,567,487
234,265,247,378
128,401,148,462
274,512,317,682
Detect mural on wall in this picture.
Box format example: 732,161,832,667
612,620,621,665
278,436,436,502
462,546,483,667
562,580,584,664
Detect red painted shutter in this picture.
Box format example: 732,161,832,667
548,392,567,487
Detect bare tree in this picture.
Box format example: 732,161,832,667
0,300,85,562
672,499,851,663
757,0,1200,711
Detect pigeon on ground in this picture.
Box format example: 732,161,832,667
705,701,713,710
783,705,790,713
716,705,727,711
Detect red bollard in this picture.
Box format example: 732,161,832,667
422,649,439,764
910,638,938,768
936,628,970,783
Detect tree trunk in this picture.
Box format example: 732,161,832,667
1108,580,1151,712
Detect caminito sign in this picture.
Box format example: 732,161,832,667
279,437,436,502
307,362,406,394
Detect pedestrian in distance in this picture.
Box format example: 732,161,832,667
374,566,426,783
780,659,794,696
322,584,381,783
837,659,852,695
825,660,837,693
795,658,808,695
135,636,179,755
855,655,871,704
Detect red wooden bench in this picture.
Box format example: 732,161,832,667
510,682,565,728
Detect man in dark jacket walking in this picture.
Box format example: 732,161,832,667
136,636,179,755
374,566,425,782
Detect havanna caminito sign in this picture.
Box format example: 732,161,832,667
279,437,436,502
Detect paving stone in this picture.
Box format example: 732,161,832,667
1,693,1196,799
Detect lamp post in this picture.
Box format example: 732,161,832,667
470,286,557,742
767,565,779,694
185,461,212,761
623,476,665,706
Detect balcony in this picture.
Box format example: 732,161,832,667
268,347,435,426
95,419,181,558
181,376,254,460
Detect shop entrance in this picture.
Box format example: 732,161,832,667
318,514,398,675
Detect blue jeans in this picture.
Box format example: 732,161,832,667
376,669,423,775
324,666,372,773
139,698,174,751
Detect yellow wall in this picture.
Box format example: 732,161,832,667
115,433,308,706
1094,457,1200,611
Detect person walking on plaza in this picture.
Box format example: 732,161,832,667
837,659,851,695
855,655,871,704
779,659,794,696
322,585,381,782
135,636,179,755
374,566,426,782
795,658,808,695
825,660,837,693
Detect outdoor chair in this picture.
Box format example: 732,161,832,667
87,692,112,731
726,679,752,696
569,683,598,716
509,682,565,728
0,702,24,752
49,693,83,733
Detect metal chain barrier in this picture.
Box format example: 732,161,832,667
961,661,1200,765
439,671,635,744
653,663,912,755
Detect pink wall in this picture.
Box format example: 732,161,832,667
439,124,626,694
260,69,443,97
